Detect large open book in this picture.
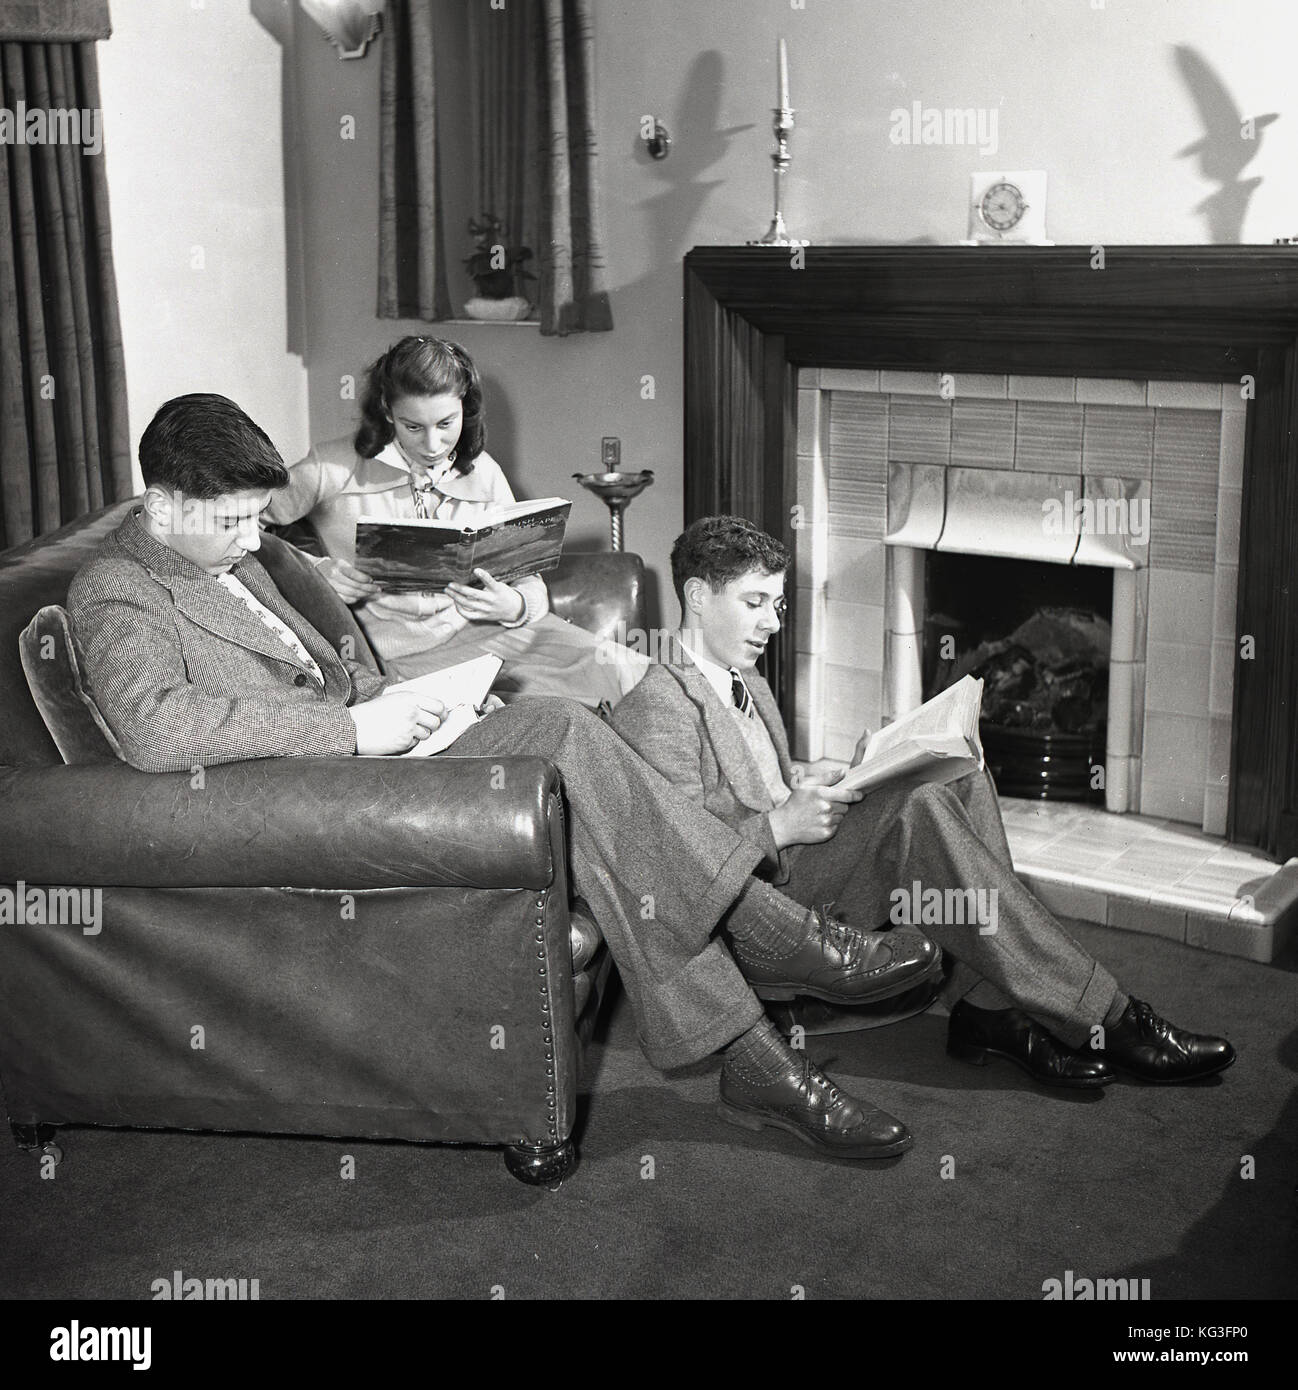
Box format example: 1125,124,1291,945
378,654,504,757
838,674,985,793
355,497,571,592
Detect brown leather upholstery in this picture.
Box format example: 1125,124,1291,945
0,500,632,1182
546,551,647,644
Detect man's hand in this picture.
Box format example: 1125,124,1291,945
445,568,526,624
319,557,380,605
768,780,863,849
792,762,849,788
348,691,446,755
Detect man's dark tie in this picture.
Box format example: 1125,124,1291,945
729,667,754,718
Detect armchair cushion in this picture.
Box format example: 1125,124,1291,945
18,605,121,765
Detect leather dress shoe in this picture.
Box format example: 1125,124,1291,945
1098,997,1236,1083
719,1054,912,1158
946,999,1115,1088
731,911,942,1005
767,976,943,1037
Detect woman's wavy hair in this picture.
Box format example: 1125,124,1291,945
353,336,486,473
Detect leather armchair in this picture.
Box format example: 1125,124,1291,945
0,500,646,1185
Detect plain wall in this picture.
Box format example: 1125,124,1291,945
97,0,309,488
95,1,1296,613
288,0,1297,625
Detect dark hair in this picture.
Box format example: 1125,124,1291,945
353,336,486,473
670,515,790,611
138,394,288,497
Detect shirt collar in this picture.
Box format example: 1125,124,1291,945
677,630,747,709
376,440,458,490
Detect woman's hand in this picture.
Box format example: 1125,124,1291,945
445,568,526,624
319,557,380,605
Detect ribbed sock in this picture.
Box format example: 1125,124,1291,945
723,1015,798,1083
1103,992,1131,1028
725,880,816,959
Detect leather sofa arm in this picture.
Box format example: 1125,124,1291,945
0,756,562,891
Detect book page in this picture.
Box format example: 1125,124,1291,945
355,497,570,532
862,675,982,763
839,732,979,792
383,654,503,757
357,513,464,531
489,496,570,522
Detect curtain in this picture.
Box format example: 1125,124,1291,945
468,0,540,297
535,0,611,335
381,0,612,336
377,0,452,321
0,29,130,548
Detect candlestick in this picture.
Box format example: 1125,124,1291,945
748,104,810,247
750,37,807,247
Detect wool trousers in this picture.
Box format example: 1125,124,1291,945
780,769,1123,1049
453,698,765,1069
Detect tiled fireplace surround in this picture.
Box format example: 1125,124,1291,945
793,368,1241,830
792,369,1297,962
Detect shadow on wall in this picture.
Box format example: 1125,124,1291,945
1173,44,1279,244
618,50,753,307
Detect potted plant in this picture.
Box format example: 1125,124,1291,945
463,214,535,321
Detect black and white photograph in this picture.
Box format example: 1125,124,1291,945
0,0,1293,1352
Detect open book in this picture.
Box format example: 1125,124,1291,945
838,674,985,793
355,497,571,592
379,654,504,757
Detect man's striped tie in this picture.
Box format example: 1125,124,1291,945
729,667,755,717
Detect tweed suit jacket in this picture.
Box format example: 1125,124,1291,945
610,633,793,882
66,510,388,773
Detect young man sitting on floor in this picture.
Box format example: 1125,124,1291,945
609,515,1235,1105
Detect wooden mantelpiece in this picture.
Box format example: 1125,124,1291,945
683,246,1298,857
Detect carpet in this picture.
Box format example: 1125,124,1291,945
2,921,1294,1301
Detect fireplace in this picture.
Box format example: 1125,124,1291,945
789,367,1242,832
683,246,1298,860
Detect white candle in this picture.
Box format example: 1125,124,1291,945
778,38,790,110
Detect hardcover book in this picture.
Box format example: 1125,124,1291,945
355,498,571,592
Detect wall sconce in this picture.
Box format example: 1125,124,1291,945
300,0,385,60
644,119,671,161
